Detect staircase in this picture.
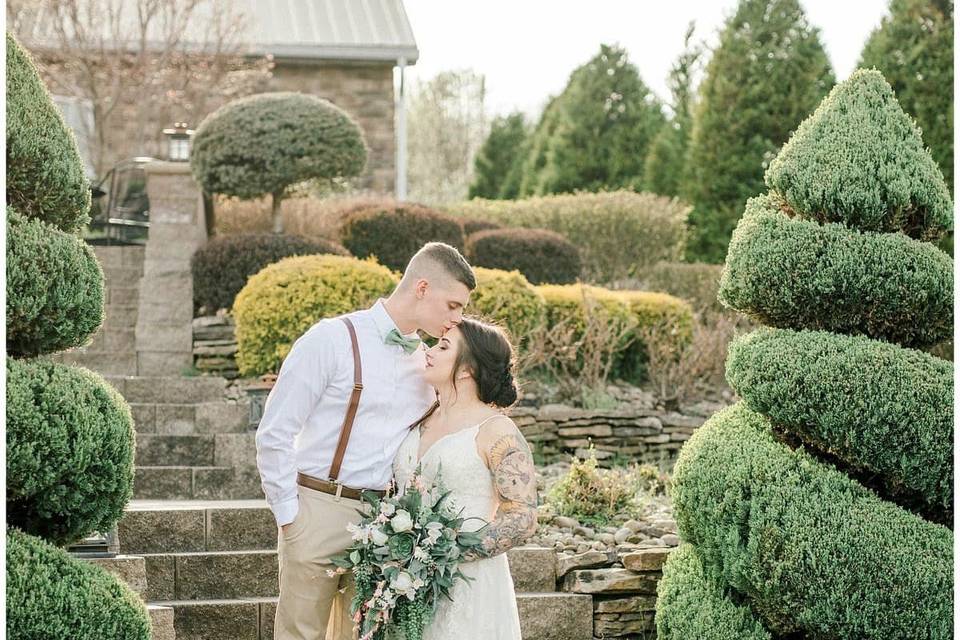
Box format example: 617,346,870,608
116,501,594,640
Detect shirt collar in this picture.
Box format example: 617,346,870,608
369,299,420,341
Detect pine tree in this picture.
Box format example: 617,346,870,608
468,111,528,199
643,22,702,197
520,44,666,195
683,0,834,263
657,69,953,640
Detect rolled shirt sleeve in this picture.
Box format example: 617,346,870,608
255,321,337,526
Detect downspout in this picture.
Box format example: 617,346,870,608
395,56,408,201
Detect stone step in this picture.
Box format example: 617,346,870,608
52,350,138,376
134,466,264,500
107,375,228,404
517,593,594,640
102,266,145,283
147,604,176,640
84,554,148,597
144,550,277,601
102,304,140,328
137,435,216,466
119,500,276,555
78,327,136,353
507,546,558,592
131,401,251,435
108,285,141,307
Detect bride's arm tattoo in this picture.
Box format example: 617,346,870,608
462,431,538,562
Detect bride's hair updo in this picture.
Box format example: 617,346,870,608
452,317,518,408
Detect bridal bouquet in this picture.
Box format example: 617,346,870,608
330,468,486,640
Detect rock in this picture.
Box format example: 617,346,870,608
622,519,644,533
651,518,677,533
556,550,614,577
622,547,673,572
613,528,633,545
573,526,595,538
597,533,616,545
593,594,658,613
575,543,590,554
554,516,580,529
662,534,681,546
562,568,660,594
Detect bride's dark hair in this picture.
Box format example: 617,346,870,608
451,316,518,408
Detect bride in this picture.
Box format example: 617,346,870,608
392,316,538,639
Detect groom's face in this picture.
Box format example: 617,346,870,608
417,279,471,338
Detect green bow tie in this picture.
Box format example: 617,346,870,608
385,328,421,354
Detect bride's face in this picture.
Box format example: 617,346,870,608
423,326,467,388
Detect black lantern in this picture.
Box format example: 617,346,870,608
162,122,194,161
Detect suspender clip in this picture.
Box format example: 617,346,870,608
334,483,344,501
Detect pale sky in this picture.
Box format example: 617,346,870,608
402,0,891,118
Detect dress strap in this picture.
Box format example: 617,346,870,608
475,413,507,430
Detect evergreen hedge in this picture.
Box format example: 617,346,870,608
6,528,150,640
7,359,135,546
233,255,398,376
726,327,953,517
340,204,465,272
5,33,90,232
191,232,349,313
672,403,953,640
718,193,953,348
656,544,772,640
765,69,952,240
465,227,581,284
466,268,546,344
7,207,104,357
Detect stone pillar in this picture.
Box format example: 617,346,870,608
135,161,206,375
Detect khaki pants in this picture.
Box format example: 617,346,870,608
274,484,367,640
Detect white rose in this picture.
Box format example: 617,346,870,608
391,571,414,593
371,527,389,546
391,509,414,532
380,501,396,516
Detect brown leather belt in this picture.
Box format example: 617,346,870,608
297,472,386,501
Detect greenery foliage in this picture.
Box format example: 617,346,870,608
468,112,528,199
5,32,91,232
640,261,725,316
683,0,834,262
465,227,581,284
340,203,466,272
546,451,643,528
7,208,104,357
465,267,546,345
6,527,150,640
233,255,398,376
191,232,349,313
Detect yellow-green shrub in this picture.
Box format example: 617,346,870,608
615,290,694,381
466,267,546,344
234,255,398,376
547,450,644,527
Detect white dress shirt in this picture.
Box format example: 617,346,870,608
255,300,437,526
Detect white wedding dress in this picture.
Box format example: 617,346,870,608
392,417,523,640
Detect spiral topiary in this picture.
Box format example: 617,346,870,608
656,69,953,639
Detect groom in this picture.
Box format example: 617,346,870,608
256,242,476,640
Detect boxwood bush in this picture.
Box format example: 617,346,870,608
191,232,349,313
672,403,953,640
460,217,503,236
615,290,694,381
234,255,398,376
7,207,104,357
726,327,952,518
465,267,546,344
340,203,466,272
465,227,581,284
7,527,150,640
641,261,725,316
657,544,772,640
6,33,90,232
7,358,135,546
765,69,951,241
718,193,953,349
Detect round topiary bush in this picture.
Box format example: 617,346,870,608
465,267,546,344
7,358,135,546
340,203,466,272
7,527,150,640
233,255,399,376
7,208,104,357
191,233,350,313
190,92,367,233
460,217,503,236
6,33,90,232
465,227,582,284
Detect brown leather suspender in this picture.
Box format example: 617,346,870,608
328,317,363,482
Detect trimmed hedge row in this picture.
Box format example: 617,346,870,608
340,203,465,272
727,327,953,517
7,527,150,640
7,358,135,546
718,193,953,349
6,33,90,232
234,255,398,376
641,261,725,316
7,207,104,358
466,227,581,284
460,217,503,236
765,69,952,241
447,190,690,282
672,402,953,640
656,544,771,640
191,232,349,313
467,267,547,343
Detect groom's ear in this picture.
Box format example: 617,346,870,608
415,278,429,300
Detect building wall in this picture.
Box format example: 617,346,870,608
269,61,396,194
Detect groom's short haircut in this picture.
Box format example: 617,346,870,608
402,242,476,291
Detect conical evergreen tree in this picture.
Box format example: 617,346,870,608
517,95,562,197
683,0,834,262
5,32,148,639
520,44,666,195
468,112,528,199
656,68,952,640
